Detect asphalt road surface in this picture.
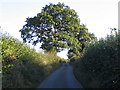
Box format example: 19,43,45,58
37,63,83,88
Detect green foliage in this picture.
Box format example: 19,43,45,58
1,33,64,88
19,2,96,58
73,28,120,88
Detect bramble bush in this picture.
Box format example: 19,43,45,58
1,33,65,88
73,29,120,88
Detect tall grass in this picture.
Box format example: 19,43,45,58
1,33,66,88
73,29,120,88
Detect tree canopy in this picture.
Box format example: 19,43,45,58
20,2,96,58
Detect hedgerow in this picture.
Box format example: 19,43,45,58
1,33,65,88
73,29,120,88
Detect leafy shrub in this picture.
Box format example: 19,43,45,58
73,29,120,88
1,33,64,88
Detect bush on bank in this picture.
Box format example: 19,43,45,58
1,34,65,88
73,29,120,88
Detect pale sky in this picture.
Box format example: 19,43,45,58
0,0,118,59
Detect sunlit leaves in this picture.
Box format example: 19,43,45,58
1,34,65,88
20,2,96,58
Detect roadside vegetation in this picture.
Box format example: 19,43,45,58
1,33,66,88
72,29,120,88
1,2,119,89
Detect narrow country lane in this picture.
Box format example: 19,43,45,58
37,63,83,88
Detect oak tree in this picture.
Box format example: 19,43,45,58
20,2,96,58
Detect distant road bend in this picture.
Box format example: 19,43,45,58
37,63,83,88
